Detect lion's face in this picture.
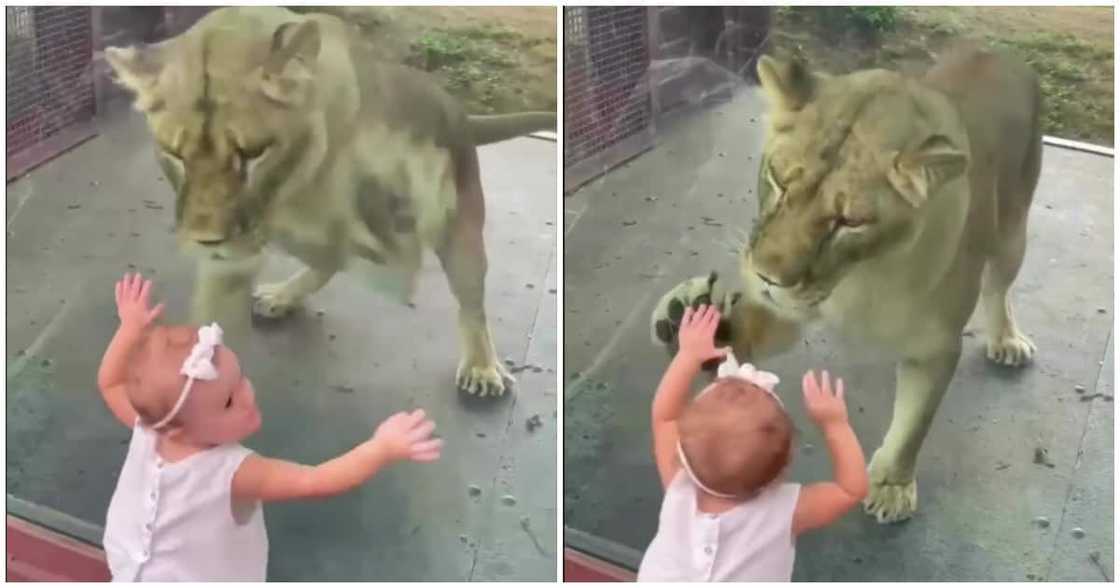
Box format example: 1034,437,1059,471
106,13,325,262
743,56,969,318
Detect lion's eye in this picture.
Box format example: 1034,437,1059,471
234,142,272,178
766,165,786,197
767,166,783,189
160,149,185,175
236,144,268,164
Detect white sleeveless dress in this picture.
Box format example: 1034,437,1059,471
103,420,268,581
638,471,801,582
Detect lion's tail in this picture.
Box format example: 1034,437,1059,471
467,112,556,146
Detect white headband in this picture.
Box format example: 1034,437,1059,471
716,351,782,407
677,351,783,498
151,323,223,430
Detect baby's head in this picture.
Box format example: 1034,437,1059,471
678,377,794,499
126,324,260,445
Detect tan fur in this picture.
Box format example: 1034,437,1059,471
105,7,555,397
652,43,1041,522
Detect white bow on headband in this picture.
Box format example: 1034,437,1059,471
716,351,781,396
151,323,223,429
180,323,222,380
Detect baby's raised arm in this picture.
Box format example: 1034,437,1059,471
97,273,166,428
792,370,868,536
650,305,727,489
232,409,442,502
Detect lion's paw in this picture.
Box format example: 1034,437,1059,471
863,451,918,523
252,282,301,319
457,361,513,397
650,271,740,355
986,329,1036,367
863,477,918,524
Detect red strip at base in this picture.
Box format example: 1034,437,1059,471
564,547,636,582
6,516,111,582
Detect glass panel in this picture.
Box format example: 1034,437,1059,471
7,6,558,581
563,5,1113,581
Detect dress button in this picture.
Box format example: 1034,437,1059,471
704,546,713,555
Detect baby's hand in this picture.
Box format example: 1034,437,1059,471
115,273,165,333
371,409,443,464
802,370,849,427
677,304,729,365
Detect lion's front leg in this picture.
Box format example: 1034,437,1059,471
192,259,262,352
253,266,336,319
864,346,960,523
650,271,800,365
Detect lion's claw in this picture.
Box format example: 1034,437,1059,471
863,478,918,524
864,450,918,523
986,329,1036,367
457,361,513,397
252,282,300,319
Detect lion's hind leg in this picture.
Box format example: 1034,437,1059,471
438,146,511,397
980,224,1035,367
982,83,1041,368
981,140,1040,367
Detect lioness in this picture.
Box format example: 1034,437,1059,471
651,44,1041,522
105,7,555,397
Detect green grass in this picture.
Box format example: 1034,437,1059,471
406,27,530,112
988,32,1113,142
412,29,517,71
293,7,556,116
772,8,1114,145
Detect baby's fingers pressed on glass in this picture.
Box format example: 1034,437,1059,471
115,273,164,329
409,438,443,462
803,369,849,425
373,409,441,462
678,304,727,363
690,304,719,330
407,418,437,444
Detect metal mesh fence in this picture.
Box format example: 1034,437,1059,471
564,7,654,192
6,6,97,179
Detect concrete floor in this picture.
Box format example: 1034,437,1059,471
563,88,1114,581
6,103,558,581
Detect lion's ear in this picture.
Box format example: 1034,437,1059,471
887,135,969,208
757,55,816,111
261,20,321,105
105,43,167,111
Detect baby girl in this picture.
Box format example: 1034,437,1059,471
97,273,443,581
639,304,868,581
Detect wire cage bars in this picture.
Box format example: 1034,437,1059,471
6,6,98,181
563,7,656,193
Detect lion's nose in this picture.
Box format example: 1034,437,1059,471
186,211,229,246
